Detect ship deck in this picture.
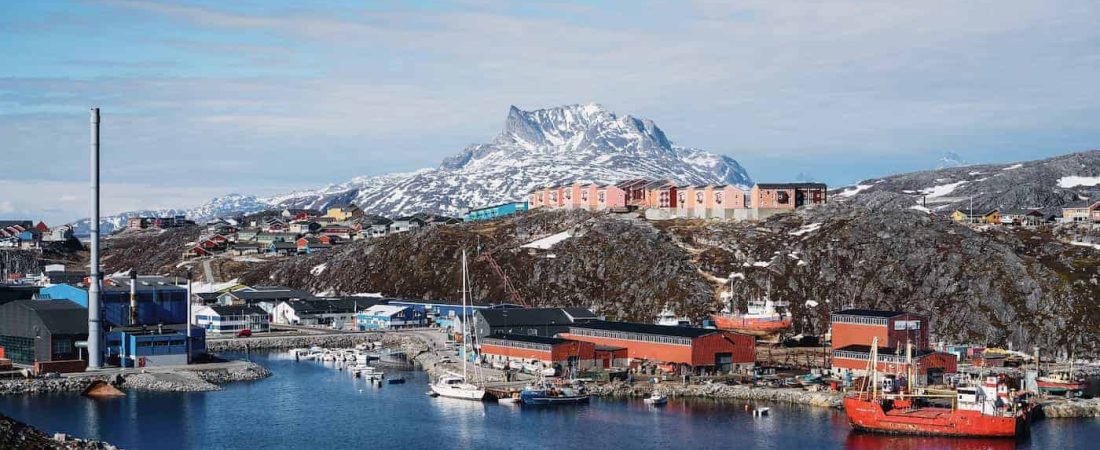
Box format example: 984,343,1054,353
884,407,955,419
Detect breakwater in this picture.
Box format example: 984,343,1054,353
207,333,385,352
0,361,270,396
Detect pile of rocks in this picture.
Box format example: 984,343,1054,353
192,361,272,384
1,413,118,450
120,372,218,392
1042,398,1100,418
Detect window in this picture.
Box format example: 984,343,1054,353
715,192,723,204
0,335,35,364
696,192,704,204
777,191,790,204
598,191,606,203
581,190,588,201
52,338,71,355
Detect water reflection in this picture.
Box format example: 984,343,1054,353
844,432,1020,450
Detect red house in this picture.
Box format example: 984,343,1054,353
480,334,597,372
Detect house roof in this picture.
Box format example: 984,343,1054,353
228,287,312,301
477,308,577,327
483,333,569,346
209,305,267,316
283,298,367,314
11,300,88,335
755,182,828,189
362,304,410,316
569,320,718,338
832,309,906,318
562,307,599,321
269,242,297,250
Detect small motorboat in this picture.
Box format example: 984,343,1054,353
753,407,770,417
508,360,524,370
644,393,668,405
387,376,406,385
498,393,522,405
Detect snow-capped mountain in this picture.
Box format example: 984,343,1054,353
936,151,968,169
75,103,751,235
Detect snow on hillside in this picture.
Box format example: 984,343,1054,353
77,103,752,234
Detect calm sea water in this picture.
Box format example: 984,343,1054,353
1,352,1098,450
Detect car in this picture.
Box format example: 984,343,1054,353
237,329,253,338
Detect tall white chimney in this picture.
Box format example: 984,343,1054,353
87,108,103,369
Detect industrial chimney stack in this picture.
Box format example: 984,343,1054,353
129,270,138,326
87,108,103,369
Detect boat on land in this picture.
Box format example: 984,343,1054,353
430,250,486,401
843,338,1033,438
1037,361,1088,395
711,296,792,334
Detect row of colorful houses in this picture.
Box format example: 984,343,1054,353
528,179,828,220
0,220,73,249
949,209,1049,226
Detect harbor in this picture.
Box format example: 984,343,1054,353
1,350,1098,450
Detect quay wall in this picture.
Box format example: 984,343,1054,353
1043,398,1100,418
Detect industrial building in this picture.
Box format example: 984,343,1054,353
480,334,598,373
473,307,599,338
217,286,314,313
0,300,88,374
38,276,189,327
829,309,930,351
828,309,957,384
560,320,756,373
105,324,206,368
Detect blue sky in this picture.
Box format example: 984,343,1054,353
3,0,1100,225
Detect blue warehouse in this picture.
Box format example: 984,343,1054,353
106,324,206,368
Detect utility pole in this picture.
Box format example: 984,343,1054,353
187,268,193,364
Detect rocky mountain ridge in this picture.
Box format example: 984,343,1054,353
72,103,750,235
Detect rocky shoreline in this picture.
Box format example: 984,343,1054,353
587,381,844,408
0,361,271,396
1,413,119,450
1042,398,1100,418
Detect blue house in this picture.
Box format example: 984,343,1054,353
463,201,529,222
356,305,425,330
105,324,206,368
39,276,189,327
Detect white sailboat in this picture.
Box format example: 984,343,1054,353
430,250,486,401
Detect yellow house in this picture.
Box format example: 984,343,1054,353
981,209,1001,225
324,204,364,221
950,210,969,223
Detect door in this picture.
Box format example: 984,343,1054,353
715,353,733,372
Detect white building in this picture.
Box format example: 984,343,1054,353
192,305,271,334
271,298,367,329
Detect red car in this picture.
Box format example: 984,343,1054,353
236,329,252,338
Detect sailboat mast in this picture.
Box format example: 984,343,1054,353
462,250,468,382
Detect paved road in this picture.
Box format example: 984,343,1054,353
201,259,214,283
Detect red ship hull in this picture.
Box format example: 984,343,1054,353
1037,380,1087,391
710,315,791,333
843,396,1027,438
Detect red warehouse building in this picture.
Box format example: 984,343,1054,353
560,321,755,374
830,309,930,351
829,309,955,385
480,334,598,373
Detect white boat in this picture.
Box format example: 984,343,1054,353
541,368,557,377
508,361,524,370
498,393,522,405
655,304,691,327
523,363,542,374
644,393,668,405
430,250,485,401
491,361,507,370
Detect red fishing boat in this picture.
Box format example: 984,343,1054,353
711,298,791,334
843,340,1033,438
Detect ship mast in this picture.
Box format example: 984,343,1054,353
461,250,468,383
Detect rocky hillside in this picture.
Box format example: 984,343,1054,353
0,413,117,450
85,206,1093,358
74,103,751,235
834,149,1100,214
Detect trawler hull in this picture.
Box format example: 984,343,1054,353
843,396,1027,438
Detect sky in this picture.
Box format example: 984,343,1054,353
3,0,1100,225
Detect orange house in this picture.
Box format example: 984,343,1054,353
560,321,755,373
832,344,957,381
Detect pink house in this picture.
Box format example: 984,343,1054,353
595,184,626,209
